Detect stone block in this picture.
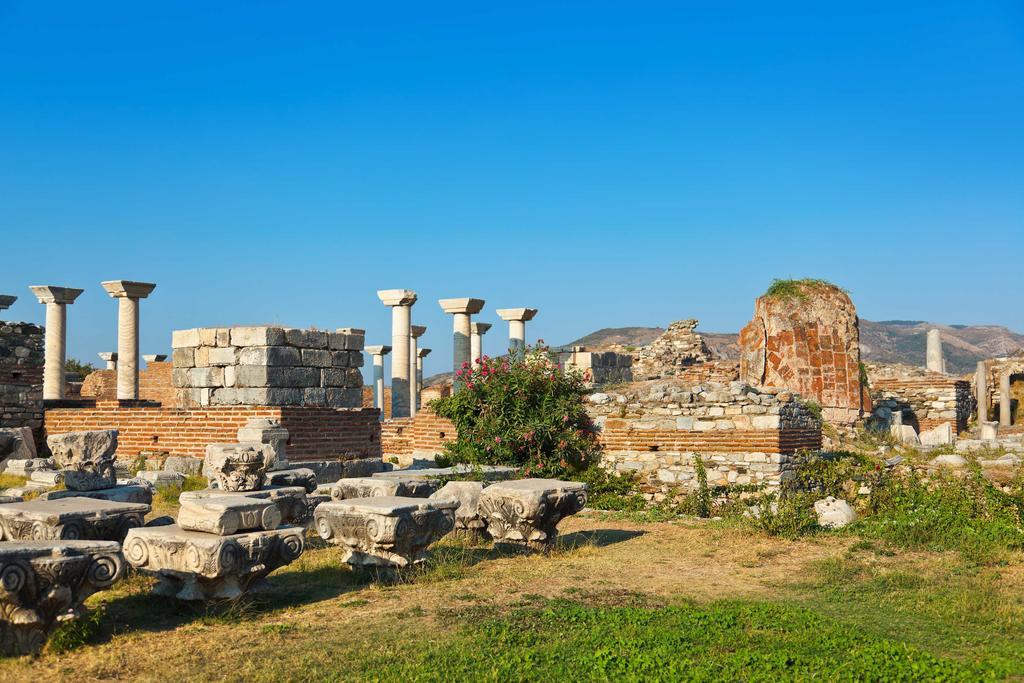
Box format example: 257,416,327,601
171,328,201,348
266,467,317,493
814,496,856,529
230,327,287,347
164,455,204,476
205,443,271,491
301,348,332,367
303,387,327,405
234,366,320,388
237,345,302,366
40,484,153,505
285,329,328,349
187,366,224,388
48,429,118,491
210,388,304,406
314,497,457,569
325,387,362,408
134,470,186,486
478,478,587,548
178,495,282,535
331,476,438,500
0,540,125,655
920,423,953,447
237,418,289,467
322,368,361,387
181,486,315,527
0,427,37,461
207,346,238,366
123,524,304,601
329,330,365,351
429,481,486,539
0,497,149,542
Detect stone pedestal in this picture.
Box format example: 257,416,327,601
123,524,304,600
470,322,491,369
377,290,417,418
331,476,438,500
98,351,118,370
980,421,999,442
440,298,485,386
0,540,124,655
0,497,149,542
101,280,157,400
181,486,319,528
29,285,84,400
178,494,282,535
236,417,290,470
205,442,273,491
315,496,457,572
496,308,537,360
478,478,587,549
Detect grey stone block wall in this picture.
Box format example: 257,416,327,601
171,326,365,408
0,321,44,432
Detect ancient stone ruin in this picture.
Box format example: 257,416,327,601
632,319,715,381
478,479,588,549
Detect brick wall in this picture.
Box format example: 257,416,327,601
0,321,44,443
81,362,176,405
379,409,456,465
44,403,381,463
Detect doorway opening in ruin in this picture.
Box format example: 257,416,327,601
1010,373,1024,425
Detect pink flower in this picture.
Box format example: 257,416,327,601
562,415,569,422
455,369,463,377
494,436,502,444
467,382,475,390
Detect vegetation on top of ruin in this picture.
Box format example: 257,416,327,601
65,357,97,379
763,278,846,300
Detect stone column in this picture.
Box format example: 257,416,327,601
1000,370,1012,427
409,325,426,418
926,329,945,373
439,298,485,389
29,286,84,400
0,295,16,312
470,322,491,369
377,290,417,418
416,348,431,409
98,352,118,370
101,281,157,401
496,308,538,360
976,361,989,423
365,345,391,418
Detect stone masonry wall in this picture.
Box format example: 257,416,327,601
559,348,633,386
870,375,973,435
631,319,714,380
0,321,44,441
82,361,176,405
172,326,364,408
588,379,821,493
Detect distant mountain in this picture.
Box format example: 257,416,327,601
563,320,1024,376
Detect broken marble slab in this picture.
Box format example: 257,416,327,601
181,485,315,527
123,524,305,601
47,429,118,491
331,476,438,501
266,467,317,493
2,458,56,476
315,496,457,570
178,494,282,535
429,481,487,541
29,470,65,486
0,539,125,655
134,470,187,487
0,496,150,542
39,483,154,505
478,478,588,549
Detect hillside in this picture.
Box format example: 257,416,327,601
564,320,1024,375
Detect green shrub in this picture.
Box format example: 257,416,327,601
575,466,647,511
749,491,819,538
47,608,104,653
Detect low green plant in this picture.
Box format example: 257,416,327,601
154,474,209,505
47,608,104,653
575,466,647,512
748,491,819,538
764,278,844,300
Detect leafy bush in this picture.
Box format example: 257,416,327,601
65,357,97,379
431,347,600,478
575,466,647,512
748,491,820,538
47,608,104,653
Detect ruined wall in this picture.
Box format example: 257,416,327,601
739,283,864,425
81,362,175,405
44,403,381,462
379,409,456,466
870,375,973,435
559,348,633,386
676,360,740,386
588,379,821,492
631,320,715,380
172,326,364,408
0,321,44,439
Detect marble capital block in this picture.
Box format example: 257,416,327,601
178,495,282,535
123,525,305,600
478,479,588,548
331,476,439,501
205,443,272,492
429,481,487,540
39,483,154,505
47,429,118,491
0,497,150,542
181,486,316,527
314,497,457,569
266,467,317,493
0,540,124,655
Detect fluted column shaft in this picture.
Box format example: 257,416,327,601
976,361,988,423
43,302,67,400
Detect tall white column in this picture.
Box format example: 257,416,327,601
976,361,989,423
926,329,945,373
98,352,118,370
496,308,538,360
102,280,156,401
1000,370,1012,427
409,325,426,417
439,298,485,390
417,348,431,409
29,286,84,400
365,345,391,419
377,290,417,418
470,322,491,369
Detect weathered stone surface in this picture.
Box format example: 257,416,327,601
0,427,37,461
332,476,438,500
205,443,271,492
178,495,281,535
181,486,316,527
47,429,118,491
2,457,54,475
163,455,203,476
930,453,968,468
236,418,289,469
371,465,518,482
123,524,304,600
429,481,487,539
39,483,153,505
813,496,856,529
478,479,588,548
134,470,186,486
0,540,124,655
266,467,317,493
0,497,149,542
315,497,456,569
631,320,714,381
920,423,953,447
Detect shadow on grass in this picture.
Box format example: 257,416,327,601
557,528,644,549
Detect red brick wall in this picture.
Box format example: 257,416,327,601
598,419,821,454
44,403,381,462
379,409,456,457
81,362,176,405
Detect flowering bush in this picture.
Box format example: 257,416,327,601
430,345,600,477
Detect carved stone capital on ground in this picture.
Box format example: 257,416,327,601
123,524,305,601
429,481,488,541
204,443,272,492
478,478,588,548
47,430,118,491
0,540,124,655
331,476,438,501
181,485,317,527
178,495,281,535
315,497,457,569
0,497,149,542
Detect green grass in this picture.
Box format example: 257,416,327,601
764,278,844,300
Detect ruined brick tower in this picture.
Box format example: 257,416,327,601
738,281,864,425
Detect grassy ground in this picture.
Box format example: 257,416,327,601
1,511,1021,681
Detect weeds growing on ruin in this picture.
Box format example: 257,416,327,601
764,278,845,300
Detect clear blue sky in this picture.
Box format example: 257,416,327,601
2,1,1022,381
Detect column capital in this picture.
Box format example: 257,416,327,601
365,345,392,356
471,322,492,335
439,298,485,315
496,307,538,322
410,325,427,339
377,289,417,307
418,348,432,358
336,327,366,335
29,285,84,305
98,352,118,363
143,354,167,363
101,280,156,299
0,295,16,311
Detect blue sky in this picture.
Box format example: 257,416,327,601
2,1,1022,380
